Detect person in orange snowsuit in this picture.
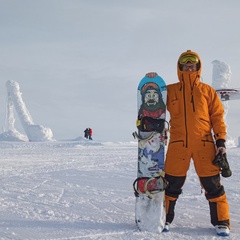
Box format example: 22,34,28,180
146,50,230,235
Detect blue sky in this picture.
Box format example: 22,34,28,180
0,0,239,141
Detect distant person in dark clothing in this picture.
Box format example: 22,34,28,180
84,128,89,139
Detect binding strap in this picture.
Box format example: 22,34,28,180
133,174,168,199
132,131,155,141
136,116,165,132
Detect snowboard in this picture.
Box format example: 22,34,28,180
133,75,168,233
216,88,240,101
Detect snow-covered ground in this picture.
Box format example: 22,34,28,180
0,139,239,240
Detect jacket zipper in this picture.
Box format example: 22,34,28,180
191,95,195,112
190,76,197,112
169,140,184,146
199,118,210,123
183,79,188,148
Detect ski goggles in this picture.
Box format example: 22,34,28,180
179,54,199,65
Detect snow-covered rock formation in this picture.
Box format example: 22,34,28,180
211,60,235,147
0,80,54,142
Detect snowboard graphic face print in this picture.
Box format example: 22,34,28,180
138,82,166,119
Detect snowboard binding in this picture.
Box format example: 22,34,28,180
212,149,232,178
133,117,169,144
136,116,167,133
133,174,169,199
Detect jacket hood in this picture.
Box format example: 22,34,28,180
177,50,202,85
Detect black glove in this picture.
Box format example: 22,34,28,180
216,139,226,148
212,148,232,178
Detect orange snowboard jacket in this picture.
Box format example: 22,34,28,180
166,50,226,147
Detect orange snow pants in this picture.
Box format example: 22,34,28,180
164,141,230,227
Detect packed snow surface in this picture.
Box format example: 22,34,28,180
0,139,239,239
